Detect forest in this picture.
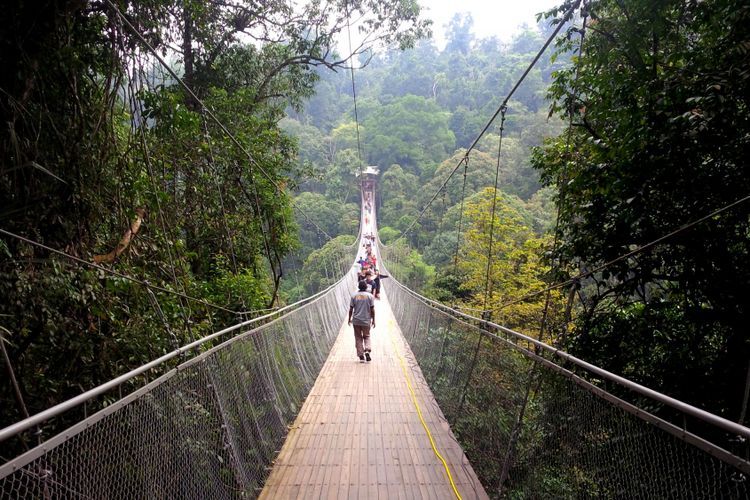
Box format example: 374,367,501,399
1,0,749,491
282,12,565,305
289,0,750,436
0,0,429,443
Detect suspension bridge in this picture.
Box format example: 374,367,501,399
1,183,749,498
2,1,750,498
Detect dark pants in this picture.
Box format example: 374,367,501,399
353,324,371,357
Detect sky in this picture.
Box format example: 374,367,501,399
419,0,562,48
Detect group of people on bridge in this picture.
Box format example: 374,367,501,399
349,236,386,363
348,196,385,363
356,235,383,299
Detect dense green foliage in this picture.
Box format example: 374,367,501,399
533,0,750,422
284,0,750,493
294,0,750,488
286,14,565,323
4,0,747,493
0,0,428,442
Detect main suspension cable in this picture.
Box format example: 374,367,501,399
489,192,750,313
391,0,582,244
0,228,240,315
467,0,581,154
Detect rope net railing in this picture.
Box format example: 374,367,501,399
381,270,750,498
0,260,358,498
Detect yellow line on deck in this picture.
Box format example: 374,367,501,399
388,321,462,500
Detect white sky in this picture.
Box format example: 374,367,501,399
420,0,562,48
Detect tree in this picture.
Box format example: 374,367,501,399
281,118,328,163
325,149,362,204
456,188,558,335
378,164,420,229
364,95,455,174
444,13,475,56
133,0,432,108
300,235,356,294
379,40,441,98
0,0,430,441
534,0,750,419
331,122,363,152
292,192,359,252
420,138,538,211
511,24,544,54
450,106,487,148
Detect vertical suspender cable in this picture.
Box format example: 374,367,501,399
452,156,469,275
499,4,589,493
0,327,39,449
345,0,365,178
392,0,581,246
481,107,508,318
129,57,196,340
202,112,240,275
456,108,507,414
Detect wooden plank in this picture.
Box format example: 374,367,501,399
323,418,345,498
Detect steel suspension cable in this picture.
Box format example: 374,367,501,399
0,228,239,314
104,0,334,242
199,141,255,319
0,327,40,451
0,264,355,444
488,192,750,313
390,0,582,244
452,156,469,274
391,159,465,246
345,0,365,177
130,65,197,339
499,9,590,489
480,107,508,317
457,107,507,413
531,0,590,343
201,112,240,275
456,2,584,416
466,0,581,154
235,167,282,307
436,189,448,241
199,113,268,317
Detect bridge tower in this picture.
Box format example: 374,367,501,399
359,165,379,192
359,165,379,212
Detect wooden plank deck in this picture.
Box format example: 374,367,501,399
259,287,489,499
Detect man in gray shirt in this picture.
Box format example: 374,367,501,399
348,280,376,362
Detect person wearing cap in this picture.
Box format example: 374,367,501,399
348,280,375,362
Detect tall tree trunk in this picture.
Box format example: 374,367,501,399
182,3,198,111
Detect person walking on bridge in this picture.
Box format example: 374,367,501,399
348,280,375,362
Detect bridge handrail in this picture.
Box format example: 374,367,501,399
0,248,359,444
383,269,750,442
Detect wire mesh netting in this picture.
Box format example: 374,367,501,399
385,276,750,499
0,266,358,499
